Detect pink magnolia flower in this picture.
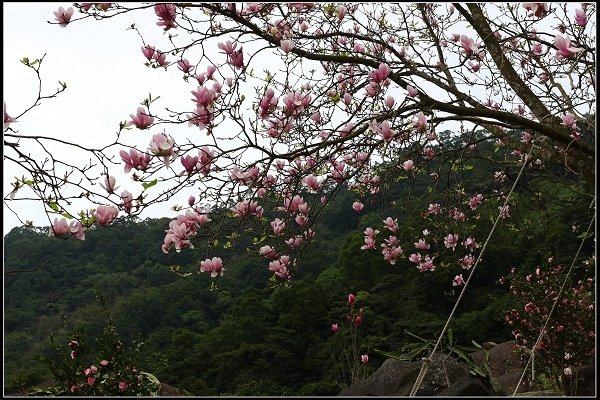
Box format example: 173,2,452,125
49,218,69,237
128,107,154,130
177,59,194,74
575,8,587,26
153,50,168,67
460,35,479,56
228,49,244,70
188,195,195,207
522,3,549,18
414,239,430,250
383,217,398,233
180,154,199,174
120,190,133,213
70,384,78,393
271,218,285,236
280,39,295,54
268,255,291,278
260,245,278,259
402,159,414,172
93,205,119,226
303,174,321,191
54,6,74,27
120,149,152,173
100,360,109,367
385,95,395,108
148,133,177,167
561,112,577,130
4,102,16,130
119,381,128,392
361,354,369,364
99,175,119,194
469,194,483,210
407,85,418,98
348,293,356,305
155,3,177,30
199,257,225,277
369,62,391,83
452,274,465,286
459,254,475,270
554,34,584,60
352,201,364,212
331,323,339,333
444,233,459,251
463,237,479,252
218,40,238,55
141,45,155,61
87,376,95,386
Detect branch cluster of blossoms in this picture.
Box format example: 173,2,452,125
5,3,593,285
499,258,595,395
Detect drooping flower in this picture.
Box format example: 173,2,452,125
53,6,74,27
155,3,177,30
141,45,155,61
575,7,587,26
120,190,133,213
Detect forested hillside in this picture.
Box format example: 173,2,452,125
4,137,595,395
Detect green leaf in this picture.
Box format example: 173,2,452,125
49,202,60,212
373,348,410,361
142,179,158,190
61,212,74,219
472,340,483,349
447,328,453,345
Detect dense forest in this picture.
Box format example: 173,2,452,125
4,136,595,396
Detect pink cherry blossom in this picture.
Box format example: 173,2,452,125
554,34,584,60
54,6,74,27
128,107,154,130
453,274,465,286
155,3,177,31
93,205,119,226
199,257,225,277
